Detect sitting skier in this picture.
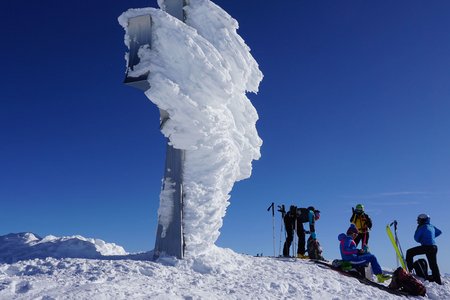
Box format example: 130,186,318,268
338,224,391,283
405,214,442,285
350,204,372,247
282,205,320,258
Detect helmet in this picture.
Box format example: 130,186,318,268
355,204,364,213
314,210,321,221
347,224,359,235
417,214,430,225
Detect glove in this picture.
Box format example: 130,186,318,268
362,245,369,253
310,232,316,240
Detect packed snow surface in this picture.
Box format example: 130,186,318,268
1,233,449,299
118,0,263,256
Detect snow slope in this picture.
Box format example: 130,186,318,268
0,233,449,299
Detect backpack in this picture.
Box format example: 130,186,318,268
388,267,426,296
307,236,324,260
412,258,429,280
297,207,315,223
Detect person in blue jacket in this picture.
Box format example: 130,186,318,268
406,214,442,285
338,224,391,283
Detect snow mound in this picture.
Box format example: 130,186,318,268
0,233,127,263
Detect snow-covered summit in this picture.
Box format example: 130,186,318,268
0,233,449,299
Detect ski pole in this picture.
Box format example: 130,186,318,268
277,205,285,257
393,221,406,269
279,217,284,256
267,202,275,257
293,217,297,257
392,221,401,267
387,221,407,269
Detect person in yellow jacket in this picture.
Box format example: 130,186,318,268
350,204,372,247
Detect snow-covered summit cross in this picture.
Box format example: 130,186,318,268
122,0,186,259
119,0,263,260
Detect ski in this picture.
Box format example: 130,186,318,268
271,255,310,262
311,260,409,297
386,221,407,270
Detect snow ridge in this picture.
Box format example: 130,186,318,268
0,233,126,264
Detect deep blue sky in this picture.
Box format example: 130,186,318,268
1,1,449,273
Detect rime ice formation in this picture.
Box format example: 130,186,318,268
119,0,263,256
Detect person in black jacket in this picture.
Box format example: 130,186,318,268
350,204,372,247
282,205,320,258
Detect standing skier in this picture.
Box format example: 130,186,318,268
338,224,391,283
350,204,372,247
282,205,320,258
405,214,442,285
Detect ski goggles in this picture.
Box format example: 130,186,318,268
314,211,320,220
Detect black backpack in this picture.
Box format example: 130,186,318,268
412,258,429,280
297,207,314,223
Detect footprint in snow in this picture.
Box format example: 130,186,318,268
0,280,11,291
15,280,31,294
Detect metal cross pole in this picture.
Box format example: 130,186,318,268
123,0,186,259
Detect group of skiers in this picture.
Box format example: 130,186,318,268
281,203,443,285
281,205,320,258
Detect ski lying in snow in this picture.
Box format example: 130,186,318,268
268,256,302,263
311,260,409,297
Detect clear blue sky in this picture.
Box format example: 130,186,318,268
1,1,449,273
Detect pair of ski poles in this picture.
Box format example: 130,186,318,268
268,203,298,257
267,202,278,257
